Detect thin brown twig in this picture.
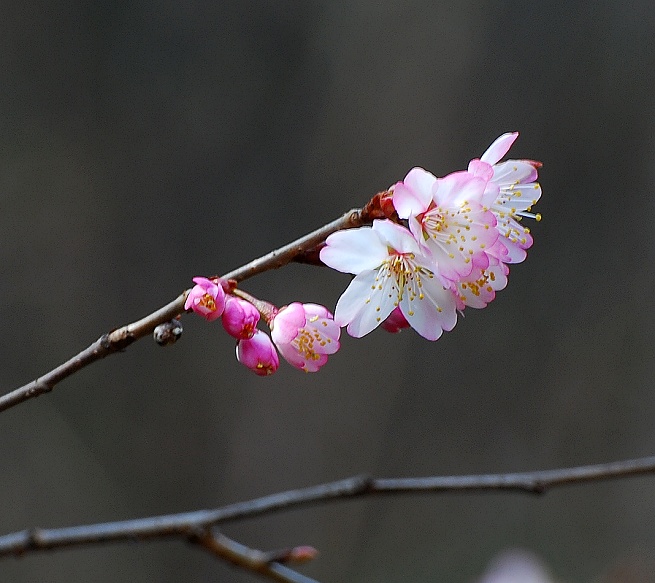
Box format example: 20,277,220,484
0,207,366,413
190,529,320,583
1,455,654,558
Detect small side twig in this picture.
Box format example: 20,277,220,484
1,456,654,558
190,529,319,583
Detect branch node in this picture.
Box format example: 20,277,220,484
531,481,547,495
28,380,52,397
105,329,137,351
353,474,376,494
26,528,45,550
99,333,112,350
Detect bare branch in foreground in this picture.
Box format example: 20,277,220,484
0,207,368,413
1,455,654,559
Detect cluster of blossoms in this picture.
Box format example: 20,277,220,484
320,132,542,340
184,277,340,375
185,132,541,374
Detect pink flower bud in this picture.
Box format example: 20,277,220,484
270,303,340,372
184,277,226,322
380,307,410,333
222,296,260,339
236,330,279,376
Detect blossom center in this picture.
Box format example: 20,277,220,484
380,251,433,307
420,205,447,234
292,323,331,362
199,294,217,311
257,362,276,375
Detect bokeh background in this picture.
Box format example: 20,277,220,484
2,1,655,581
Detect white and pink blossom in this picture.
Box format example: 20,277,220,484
270,302,340,372
392,168,498,282
320,219,457,341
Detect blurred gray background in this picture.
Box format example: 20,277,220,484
2,1,655,582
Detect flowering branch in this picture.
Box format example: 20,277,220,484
1,455,654,562
1,132,545,407
0,206,374,413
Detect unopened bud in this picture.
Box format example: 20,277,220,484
222,296,260,339
153,319,183,346
236,330,279,376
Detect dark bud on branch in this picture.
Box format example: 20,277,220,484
153,319,183,346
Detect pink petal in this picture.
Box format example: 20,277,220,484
480,132,519,165
467,159,494,182
393,167,437,218
433,171,486,206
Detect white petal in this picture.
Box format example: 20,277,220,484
403,167,437,204
372,219,421,254
492,160,539,185
392,180,427,219
403,273,458,340
334,269,396,337
480,132,518,165
333,271,375,325
321,227,387,274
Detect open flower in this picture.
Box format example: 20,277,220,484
184,277,225,322
222,296,260,339
392,167,498,282
236,330,279,376
468,132,542,263
270,303,340,372
320,219,457,340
